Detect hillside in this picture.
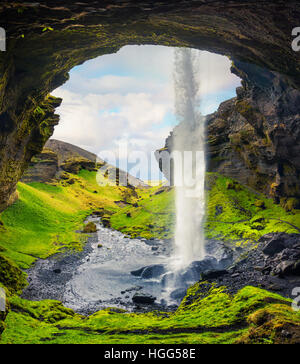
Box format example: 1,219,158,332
22,139,148,188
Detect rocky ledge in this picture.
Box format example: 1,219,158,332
202,233,300,299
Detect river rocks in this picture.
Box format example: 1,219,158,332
202,233,300,298
180,257,219,282
132,292,156,305
131,264,166,279
141,265,166,279
205,240,235,269
130,267,145,277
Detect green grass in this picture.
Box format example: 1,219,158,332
110,186,175,239
205,173,300,245
1,285,299,344
0,171,173,269
0,170,300,343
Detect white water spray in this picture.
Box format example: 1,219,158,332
171,48,206,270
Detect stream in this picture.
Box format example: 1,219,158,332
22,216,175,314
22,215,238,315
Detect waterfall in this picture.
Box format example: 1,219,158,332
171,48,206,270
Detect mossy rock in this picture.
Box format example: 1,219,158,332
101,215,111,228
83,222,97,233
0,255,27,294
61,157,96,174
280,198,300,212
226,180,241,191
254,200,265,209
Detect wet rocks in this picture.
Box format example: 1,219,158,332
204,233,300,298
132,292,156,304
201,269,228,280
180,257,219,282
101,216,111,228
262,236,286,256
131,264,166,279
170,288,187,300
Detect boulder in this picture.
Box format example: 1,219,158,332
201,269,228,280
130,267,145,277
131,264,166,279
83,222,97,233
275,260,295,277
181,257,219,282
141,264,166,279
132,292,156,304
262,237,285,256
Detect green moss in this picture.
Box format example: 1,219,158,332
205,173,300,243
0,171,142,268
83,222,97,233
0,255,27,294
254,200,265,209
1,286,298,344
110,186,175,239
280,198,300,212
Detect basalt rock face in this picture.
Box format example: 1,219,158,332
160,61,300,205
0,1,300,211
207,62,300,204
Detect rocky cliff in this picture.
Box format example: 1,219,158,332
0,1,300,211
158,59,300,209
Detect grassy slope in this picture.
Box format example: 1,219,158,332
205,173,300,244
0,170,299,343
1,285,299,344
110,187,175,239
0,170,154,269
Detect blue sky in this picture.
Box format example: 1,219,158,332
52,45,241,181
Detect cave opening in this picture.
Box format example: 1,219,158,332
1,2,300,343
22,44,242,310
51,45,241,183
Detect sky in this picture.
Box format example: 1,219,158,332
52,45,241,181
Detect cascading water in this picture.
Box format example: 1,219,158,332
171,48,206,270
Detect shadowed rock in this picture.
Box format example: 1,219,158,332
132,292,156,305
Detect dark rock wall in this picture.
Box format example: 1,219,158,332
0,1,300,210
161,60,300,206
207,61,300,205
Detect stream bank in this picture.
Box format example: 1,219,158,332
22,216,174,315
